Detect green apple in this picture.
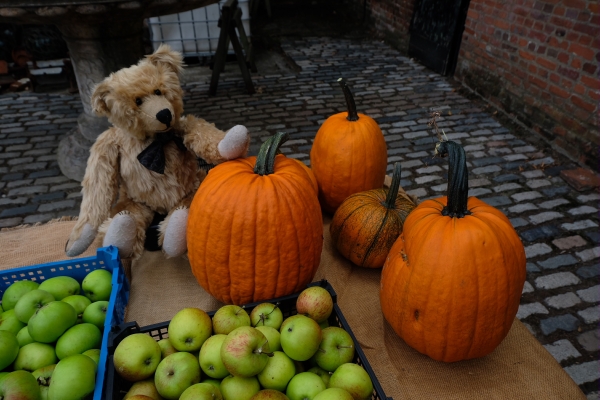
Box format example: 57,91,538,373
55,323,102,360
127,396,155,400
167,308,212,352
328,363,373,400
250,303,283,330
256,351,295,391
13,342,57,372
180,382,223,400
14,290,55,324
38,276,80,301
313,388,354,400
308,366,331,387
201,378,222,391
61,295,92,323
0,370,41,399
27,301,77,343
32,364,55,400
0,371,9,386
280,314,322,361
0,330,19,370
17,326,35,347
154,351,201,400
286,371,326,400
48,354,96,400
114,333,162,381
313,327,355,372
221,326,271,377
82,300,109,329
124,378,163,400
82,349,100,366
296,287,333,323
199,334,228,379
212,305,251,335
0,309,26,335
82,269,113,302
220,375,260,400
1,280,39,311
255,326,281,352
251,389,290,399
0,304,3,313
157,338,177,360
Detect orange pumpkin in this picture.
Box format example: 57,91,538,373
310,78,388,214
330,163,417,268
187,133,323,305
380,140,526,362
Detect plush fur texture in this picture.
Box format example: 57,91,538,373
66,44,250,259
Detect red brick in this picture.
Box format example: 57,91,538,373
550,85,570,98
589,2,598,13
569,43,595,60
537,57,557,70
550,15,574,28
495,19,510,30
581,75,599,87
549,73,560,83
557,52,570,63
519,49,537,60
554,6,566,16
589,90,600,101
571,96,597,112
571,58,582,69
578,35,593,46
566,31,580,42
530,75,548,89
573,22,600,37
562,79,574,89
564,0,586,9
574,84,586,95
528,64,537,73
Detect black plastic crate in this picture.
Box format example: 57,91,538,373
105,280,392,400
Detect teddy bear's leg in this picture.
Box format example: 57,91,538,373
158,194,194,258
99,199,154,259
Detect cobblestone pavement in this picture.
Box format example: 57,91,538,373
0,36,598,397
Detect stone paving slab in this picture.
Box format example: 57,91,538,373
0,36,598,396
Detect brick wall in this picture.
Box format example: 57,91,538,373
454,0,599,168
364,0,415,52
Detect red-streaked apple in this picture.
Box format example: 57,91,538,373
48,354,96,400
32,363,55,400
168,308,212,352
280,314,322,361
123,378,163,400
82,300,108,329
220,375,260,400
250,303,283,330
251,389,290,399
0,370,41,399
154,351,201,400
199,334,228,379
296,287,333,323
1,280,39,311
313,387,354,400
180,382,223,400
221,326,271,377
286,371,326,400
38,276,80,301
13,342,57,372
313,327,355,372
27,301,77,343
328,363,373,400
0,330,19,370
255,326,281,352
212,305,251,335
55,323,102,359
256,351,295,391
13,290,55,324
82,269,113,302
114,333,162,382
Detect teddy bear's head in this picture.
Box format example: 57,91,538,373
91,44,185,140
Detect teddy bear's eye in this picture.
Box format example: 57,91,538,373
135,98,143,106
154,89,161,96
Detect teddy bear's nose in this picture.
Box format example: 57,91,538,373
156,109,172,128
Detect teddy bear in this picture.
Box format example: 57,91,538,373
65,44,250,260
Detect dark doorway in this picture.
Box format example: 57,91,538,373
408,0,471,76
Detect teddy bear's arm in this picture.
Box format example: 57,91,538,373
181,115,249,164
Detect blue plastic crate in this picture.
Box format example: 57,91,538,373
0,246,130,400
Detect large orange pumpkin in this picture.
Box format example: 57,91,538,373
380,140,526,363
187,132,323,305
310,78,388,214
330,163,417,268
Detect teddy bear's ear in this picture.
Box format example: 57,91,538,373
145,44,184,76
91,80,111,116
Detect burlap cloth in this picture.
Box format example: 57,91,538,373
0,218,585,399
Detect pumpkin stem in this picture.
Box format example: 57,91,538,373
338,78,359,122
254,132,290,176
435,141,471,218
384,163,402,209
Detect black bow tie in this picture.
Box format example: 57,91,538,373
137,131,187,174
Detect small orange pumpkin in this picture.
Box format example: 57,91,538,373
380,140,526,362
187,133,323,305
330,163,417,268
310,78,388,214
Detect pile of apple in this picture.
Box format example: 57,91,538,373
114,286,374,400
0,268,114,400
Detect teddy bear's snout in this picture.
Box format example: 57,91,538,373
156,109,172,128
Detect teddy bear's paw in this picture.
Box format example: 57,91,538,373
162,207,189,258
103,213,137,258
66,223,97,257
219,125,250,160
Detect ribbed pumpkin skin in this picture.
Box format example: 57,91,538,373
330,189,415,268
187,154,323,305
380,196,526,362
310,112,388,214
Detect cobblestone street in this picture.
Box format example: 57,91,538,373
0,35,598,397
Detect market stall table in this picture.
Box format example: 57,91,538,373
0,217,587,399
